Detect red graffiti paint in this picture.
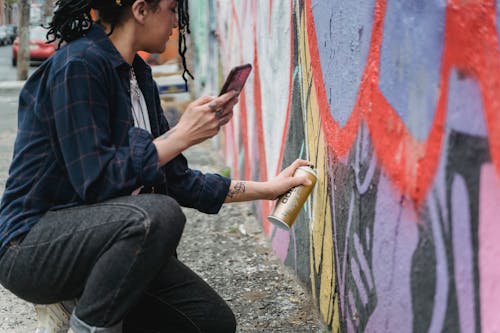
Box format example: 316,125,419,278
304,0,500,205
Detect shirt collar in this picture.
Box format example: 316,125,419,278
86,23,128,69
86,23,152,77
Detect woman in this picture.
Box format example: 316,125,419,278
0,0,312,332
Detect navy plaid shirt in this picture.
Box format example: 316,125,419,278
0,24,230,253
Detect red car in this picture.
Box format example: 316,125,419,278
12,26,56,67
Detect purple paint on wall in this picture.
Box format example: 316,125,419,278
451,174,476,332
446,70,488,136
311,0,375,126
363,175,417,332
350,256,368,305
353,233,374,291
379,0,446,140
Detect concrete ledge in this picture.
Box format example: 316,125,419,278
0,81,25,95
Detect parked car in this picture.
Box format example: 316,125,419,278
12,26,56,66
0,26,10,46
5,25,17,44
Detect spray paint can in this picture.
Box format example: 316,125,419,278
268,166,317,229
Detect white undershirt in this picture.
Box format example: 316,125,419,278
130,68,151,195
130,68,151,133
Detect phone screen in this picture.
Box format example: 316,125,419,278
219,64,252,96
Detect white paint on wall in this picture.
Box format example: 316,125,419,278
256,0,292,177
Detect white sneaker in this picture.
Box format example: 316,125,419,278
34,301,75,333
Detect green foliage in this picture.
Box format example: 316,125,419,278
217,166,231,178
4,0,19,6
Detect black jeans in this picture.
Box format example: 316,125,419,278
0,194,236,333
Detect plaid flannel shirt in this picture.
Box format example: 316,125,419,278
0,24,230,253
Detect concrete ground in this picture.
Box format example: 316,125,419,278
0,87,325,332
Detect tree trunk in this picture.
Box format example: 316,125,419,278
6,3,12,24
17,0,30,80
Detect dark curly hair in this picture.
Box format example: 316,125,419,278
46,0,193,85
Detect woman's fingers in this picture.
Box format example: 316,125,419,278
212,94,238,131
219,90,239,104
291,159,313,172
292,175,312,187
292,159,312,168
268,174,313,200
204,91,239,112
218,110,233,127
191,95,216,107
280,159,312,176
182,92,239,139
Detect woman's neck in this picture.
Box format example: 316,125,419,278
102,22,138,65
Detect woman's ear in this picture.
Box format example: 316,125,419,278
131,0,148,24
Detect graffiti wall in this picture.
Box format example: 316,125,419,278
189,0,500,332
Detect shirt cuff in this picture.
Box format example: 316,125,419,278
194,172,231,214
128,127,166,186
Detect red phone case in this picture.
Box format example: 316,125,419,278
219,64,252,96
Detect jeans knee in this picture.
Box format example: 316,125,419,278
149,195,185,230
140,195,186,250
113,194,185,257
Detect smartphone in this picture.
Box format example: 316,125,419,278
219,63,252,96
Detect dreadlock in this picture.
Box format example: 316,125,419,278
45,0,93,47
177,0,194,88
46,0,193,86
46,0,144,46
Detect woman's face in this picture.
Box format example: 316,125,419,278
141,0,178,53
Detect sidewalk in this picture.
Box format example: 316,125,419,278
0,83,325,332
0,81,24,96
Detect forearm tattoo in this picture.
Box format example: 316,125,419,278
227,181,246,198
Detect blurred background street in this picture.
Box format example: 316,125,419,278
0,43,35,81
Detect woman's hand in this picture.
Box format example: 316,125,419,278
152,91,238,166
264,159,313,200
171,91,239,148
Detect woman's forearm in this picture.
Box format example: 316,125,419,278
224,180,274,203
152,128,190,166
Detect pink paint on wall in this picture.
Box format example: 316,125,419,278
272,227,291,262
479,164,500,333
